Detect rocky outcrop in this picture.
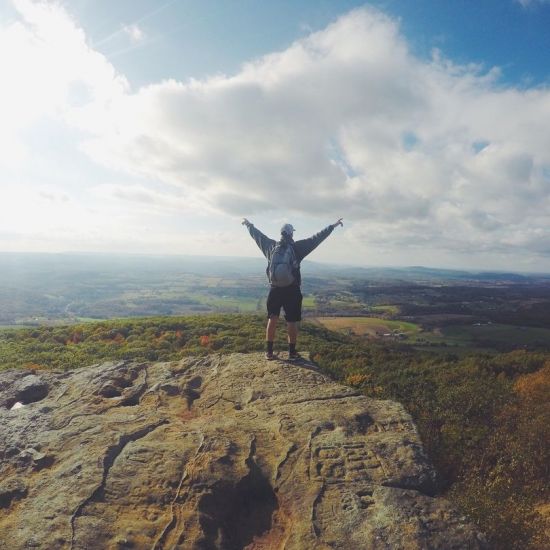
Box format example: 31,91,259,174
0,353,486,549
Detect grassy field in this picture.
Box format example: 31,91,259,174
193,294,261,312
405,322,550,354
370,304,400,314
313,316,420,337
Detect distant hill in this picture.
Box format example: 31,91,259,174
1,251,549,283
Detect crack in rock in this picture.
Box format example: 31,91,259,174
70,420,168,550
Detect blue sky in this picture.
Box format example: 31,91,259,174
54,0,550,86
1,0,550,270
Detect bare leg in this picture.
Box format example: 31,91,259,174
266,315,279,342
287,322,298,345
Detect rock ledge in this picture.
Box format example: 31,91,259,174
0,353,486,549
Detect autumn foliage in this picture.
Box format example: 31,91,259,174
445,362,550,549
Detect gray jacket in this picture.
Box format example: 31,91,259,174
247,224,335,286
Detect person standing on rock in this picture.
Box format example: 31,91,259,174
242,218,343,360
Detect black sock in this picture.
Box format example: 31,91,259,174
267,341,274,353
289,343,296,354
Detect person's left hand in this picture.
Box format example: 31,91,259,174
332,218,343,228
242,218,252,227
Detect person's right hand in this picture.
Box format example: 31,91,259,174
332,218,343,228
242,218,251,227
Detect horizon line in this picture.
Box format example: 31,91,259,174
1,250,550,277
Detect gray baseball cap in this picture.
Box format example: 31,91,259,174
280,223,295,235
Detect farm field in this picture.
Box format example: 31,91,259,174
313,316,420,337
370,304,400,315
312,315,550,353
403,322,550,353
440,323,550,349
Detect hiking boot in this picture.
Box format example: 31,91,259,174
287,351,302,362
265,351,275,360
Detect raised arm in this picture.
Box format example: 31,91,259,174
242,218,276,259
294,218,343,261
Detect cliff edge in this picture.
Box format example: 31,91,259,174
0,353,486,549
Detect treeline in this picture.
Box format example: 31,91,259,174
0,315,269,370
351,282,550,328
0,314,548,549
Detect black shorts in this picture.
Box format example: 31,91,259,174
266,285,303,322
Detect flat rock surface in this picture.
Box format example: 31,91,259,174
0,353,486,549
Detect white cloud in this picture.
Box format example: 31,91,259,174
516,0,550,7
122,23,145,43
2,2,550,266
90,182,196,215
0,0,128,162
78,8,550,260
